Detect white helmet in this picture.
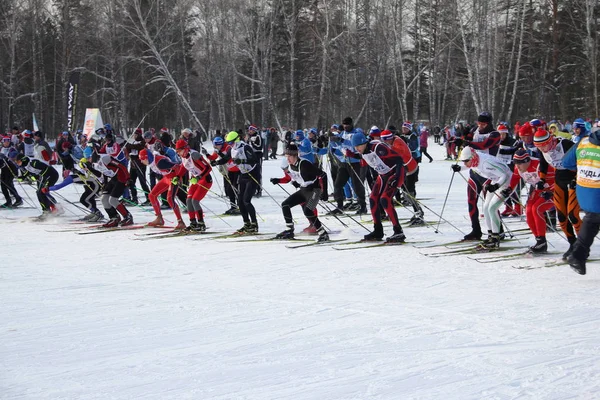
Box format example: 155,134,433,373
458,146,474,161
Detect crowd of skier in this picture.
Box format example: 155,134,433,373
1,113,599,275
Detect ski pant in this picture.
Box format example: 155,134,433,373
421,146,433,162
75,174,101,211
101,178,129,218
37,168,59,211
1,163,22,204
571,211,600,263
553,174,581,241
370,172,403,227
186,176,212,222
238,173,258,223
129,159,150,202
255,155,263,193
467,169,487,234
282,187,322,230
269,142,278,158
148,176,182,221
526,191,554,238
334,162,365,210
483,185,508,234
224,170,239,208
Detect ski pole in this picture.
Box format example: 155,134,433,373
436,170,455,233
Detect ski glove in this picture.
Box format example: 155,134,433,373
190,177,198,185
451,164,462,172
201,147,208,155
535,180,546,190
171,177,179,186
41,187,49,194
500,188,512,198
270,178,280,185
210,160,217,167
485,183,499,193
568,179,577,190
541,191,553,200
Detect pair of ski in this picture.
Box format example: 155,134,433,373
421,243,526,257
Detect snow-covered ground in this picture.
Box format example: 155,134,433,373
2,142,599,400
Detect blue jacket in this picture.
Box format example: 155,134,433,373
563,130,600,213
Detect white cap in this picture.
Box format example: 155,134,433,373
458,146,474,161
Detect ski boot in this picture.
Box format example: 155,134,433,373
88,210,105,222
275,229,295,240
386,226,406,244
246,222,259,233
236,222,252,234
146,215,165,227
173,219,186,230
363,223,384,241
103,216,121,228
562,237,577,260
567,254,586,275
302,225,318,235
477,234,500,251
12,199,23,208
527,236,547,254
316,227,329,243
120,213,134,227
462,230,482,241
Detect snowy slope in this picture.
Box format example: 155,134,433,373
2,143,599,400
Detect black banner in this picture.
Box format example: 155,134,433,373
66,71,80,132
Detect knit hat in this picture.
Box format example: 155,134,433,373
285,143,299,156
497,124,509,134
402,122,412,131
248,125,259,132
143,131,153,140
342,117,353,125
533,128,552,147
477,112,492,124
519,122,535,138
380,130,394,140
512,149,531,164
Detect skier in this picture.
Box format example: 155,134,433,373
10,151,60,219
271,143,329,242
349,131,417,243
562,123,600,274
505,149,555,253
206,136,240,214
125,128,151,205
459,111,502,240
138,148,186,230
496,124,522,217
380,130,425,226
247,125,263,197
0,136,23,207
80,154,133,227
175,139,212,232
222,131,260,233
451,147,512,249
533,128,581,259
32,131,54,164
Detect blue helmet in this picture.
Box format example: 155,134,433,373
7,148,18,159
295,129,305,141
351,133,369,148
573,118,587,131
213,136,224,146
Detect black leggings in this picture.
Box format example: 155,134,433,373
282,188,322,230
129,160,150,201
333,162,365,209
1,162,21,204
238,174,258,223
38,169,59,210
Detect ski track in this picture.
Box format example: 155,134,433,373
1,144,599,399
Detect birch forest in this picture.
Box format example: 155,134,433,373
1,0,598,134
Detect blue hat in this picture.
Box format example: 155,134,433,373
573,118,587,130
295,130,305,140
7,148,18,159
62,131,69,136
309,128,318,135
104,124,112,131
351,133,369,148
213,136,224,146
